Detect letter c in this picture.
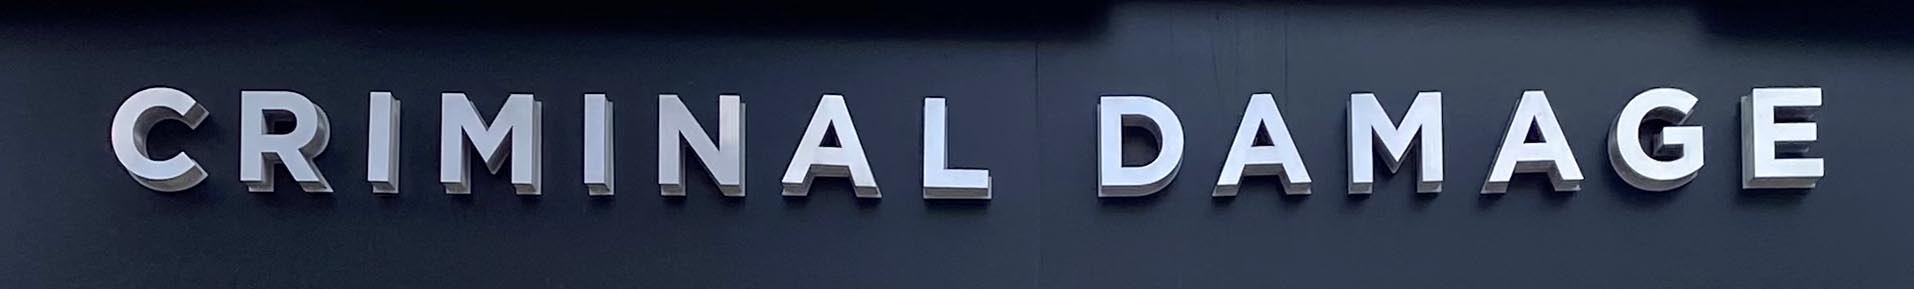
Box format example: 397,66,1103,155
111,87,209,192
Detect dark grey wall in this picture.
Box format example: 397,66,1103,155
2,1,1911,288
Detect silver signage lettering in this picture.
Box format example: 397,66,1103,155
1483,91,1583,193
439,93,542,195
238,90,332,193
1741,87,1823,189
1097,96,1184,197
781,94,880,198
1215,93,1311,196
921,97,991,200
659,94,746,197
584,93,614,196
104,85,1837,197
1609,88,1703,192
368,92,399,194
111,87,209,192
1349,92,1443,194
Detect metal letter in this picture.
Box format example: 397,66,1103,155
1609,88,1703,192
111,87,209,192
439,93,542,195
368,92,399,194
1098,96,1184,197
1216,93,1311,196
584,93,613,196
239,90,332,193
1741,87,1823,189
781,94,880,198
659,94,746,197
1349,92,1443,194
1483,91,1583,193
922,97,990,199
